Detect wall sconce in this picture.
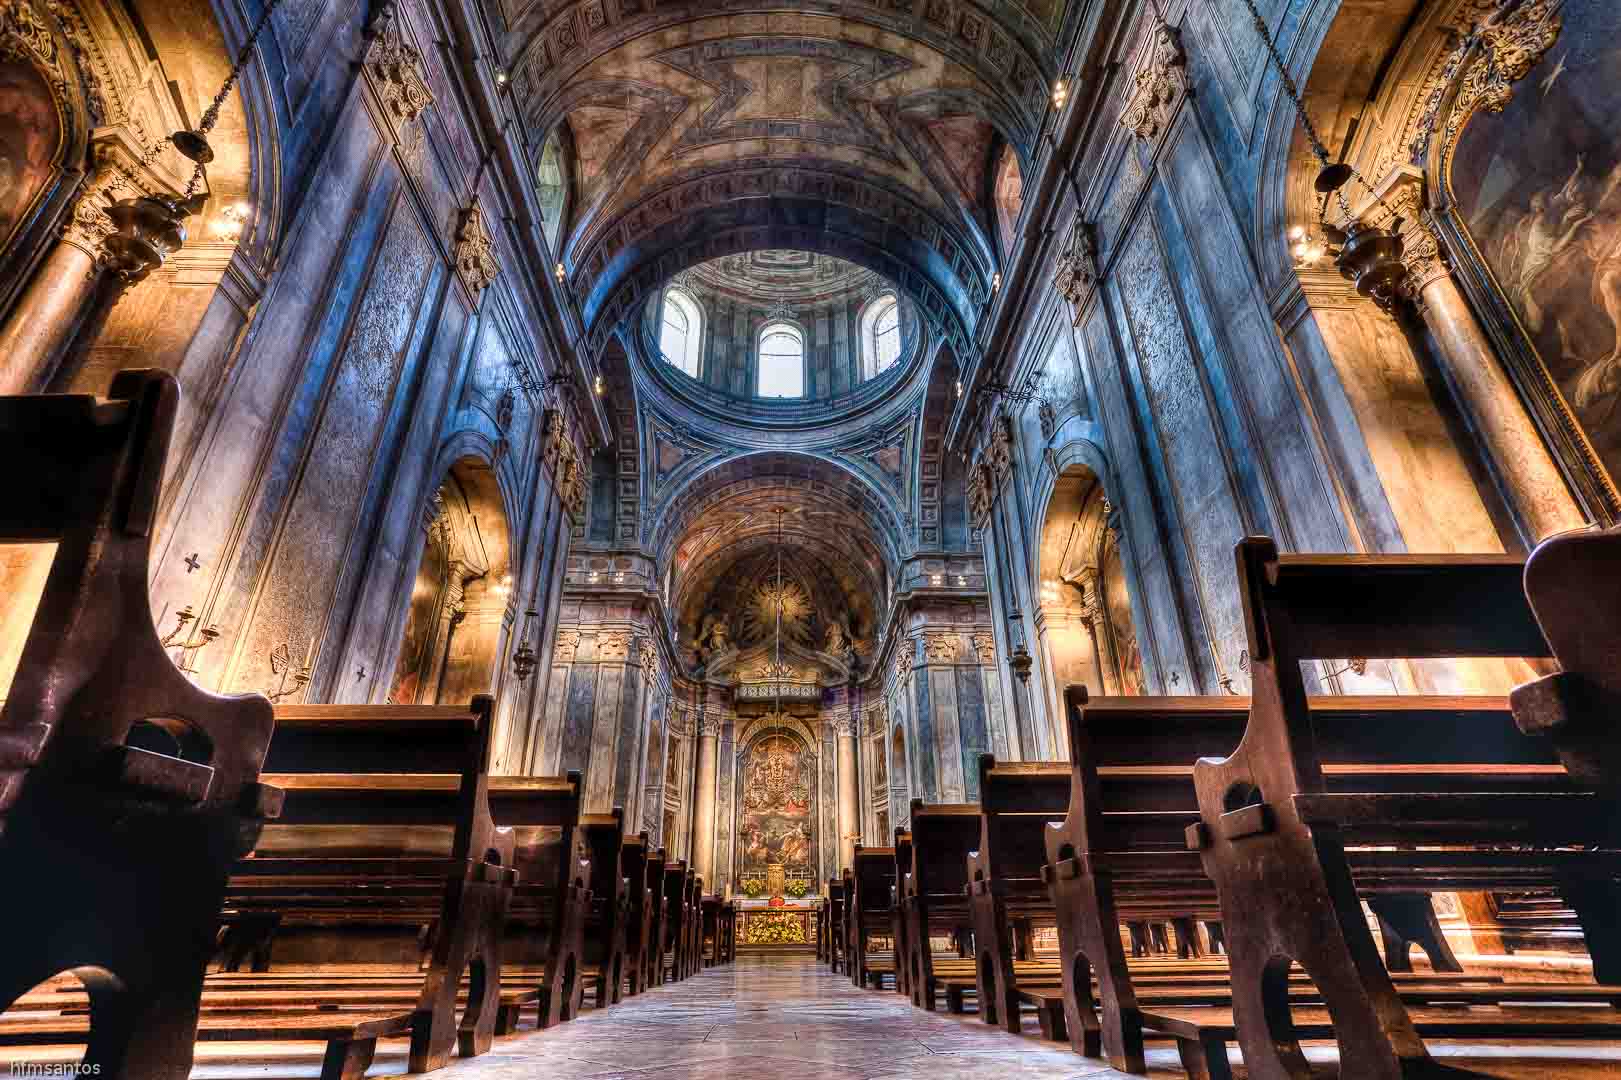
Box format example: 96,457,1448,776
210,201,250,241
161,604,220,676
1289,225,1329,267
266,637,315,704
511,607,539,684
554,262,566,284
955,379,963,399
593,374,605,396
494,68,509,87
1052,78,1069,109
991,271,1002,294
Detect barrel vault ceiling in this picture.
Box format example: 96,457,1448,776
487,0,1073,351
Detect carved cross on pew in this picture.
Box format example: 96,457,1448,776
184,552,201,573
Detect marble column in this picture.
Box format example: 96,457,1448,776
836,714,859,872
692,715,719,884
1366,169,1585,543
1076,567,1122,696
1412,266,1584,541
0,239,104,394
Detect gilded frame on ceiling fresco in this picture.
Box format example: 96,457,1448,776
1422,0,1621,523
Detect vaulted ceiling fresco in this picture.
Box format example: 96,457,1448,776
490,0,1072,354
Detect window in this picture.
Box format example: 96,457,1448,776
659,288,703,378
536,133,566,252
756,321,804,398
860,293,901,379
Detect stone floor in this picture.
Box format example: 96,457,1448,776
137,952,1621,1077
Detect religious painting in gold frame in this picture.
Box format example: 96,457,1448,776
1435,0,1621,521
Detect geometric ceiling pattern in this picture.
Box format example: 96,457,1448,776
490,0,1074,354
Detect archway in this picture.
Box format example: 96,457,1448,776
388,457,513,705
1035,463,1143,723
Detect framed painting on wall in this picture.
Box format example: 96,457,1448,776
1440,0,1621,521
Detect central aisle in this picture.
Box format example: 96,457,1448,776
431,953,1130,1079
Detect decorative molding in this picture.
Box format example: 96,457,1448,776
893,644,915,683
59,168,121,265
554,628,581,662
922,632,959,663
365,4,434,133
598,629,633,660
1119,20,1186,142
967,461,993,526
454,197,501,299
1053,217,1096,327
971,631,996,664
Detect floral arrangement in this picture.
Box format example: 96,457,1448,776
742,911,808,945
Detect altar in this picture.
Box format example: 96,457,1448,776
733,895,822,950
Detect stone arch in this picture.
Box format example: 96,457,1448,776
387,455,514,706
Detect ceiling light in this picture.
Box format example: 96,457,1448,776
1052,79,1068,109
554,262,566,283
992,271,1002,294
495,68,508,87
593,374,605,396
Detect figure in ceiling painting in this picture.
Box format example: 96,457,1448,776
1450,0,1621,488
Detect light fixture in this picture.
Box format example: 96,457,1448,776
593,374,605,396
955,379,964,399
991,271,1002,294
1052,78,1069,109
554,261,566,283
1234,0,1407,308
210,200,250,240
494,68,509,87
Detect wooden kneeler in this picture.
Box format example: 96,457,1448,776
0,371,282,1078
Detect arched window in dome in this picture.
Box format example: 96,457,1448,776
659,287,703,378
536,132,567,253
756,321,804,398
860,293,901,380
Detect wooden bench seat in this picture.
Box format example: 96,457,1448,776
1143,1004,1621,1080
1188,536,1621,1079
824,879,846,972
1042,691,1471,1070
967,758,1071,1033
849,844,897,988
902,802,981,1009
229,699,517,1071
0,1010,413,1080
619,836,658,996
0,371,283,1079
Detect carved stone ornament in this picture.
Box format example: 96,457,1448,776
1119,20,1187,142
598,629,633,660
971,632,996,664
1,1,72,114
893,645,915,683
1038,398,1058,440
1052,217,1097,327
923,632,959,663
1408,0,1560,172
986,412,1014,479
831,712,858,738
967,461,993,526
454,198,501,299
60,170,123,266
366,4,434,131
554,629,581,662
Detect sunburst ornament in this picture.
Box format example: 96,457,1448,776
753,579,811,627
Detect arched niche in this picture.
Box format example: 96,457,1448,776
387,456,513,705
732,716,820,899
1034,457,1144,715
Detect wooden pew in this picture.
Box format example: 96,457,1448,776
967,758,1070,1033
891,828,913,995
618,834,656,995
658,859,689,983
720,902,736,962
902,800,981,1009
0,370,285,1077
580,812,630,1006
234,698,516,1071
1511,523,1621,968
825,879,846,971
641,847,669,988
702,896,723,967
849,844,897,988
686,871,703,977
1189,536,1610,1079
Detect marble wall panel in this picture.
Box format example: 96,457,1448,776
956,667,989,799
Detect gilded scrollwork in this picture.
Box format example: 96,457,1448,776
366,4,434,132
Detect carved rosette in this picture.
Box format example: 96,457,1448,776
598,630,632,661
554,629,581,663
366,6,434,133
922,632,959,664
1052,217,1097,326
454,198,501,299
1119,21,1186,142
971,632,996,664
